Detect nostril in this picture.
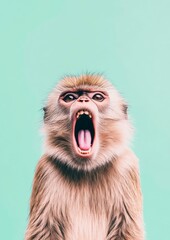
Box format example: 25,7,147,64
78,97,89,102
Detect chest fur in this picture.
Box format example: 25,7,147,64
47,172,115,240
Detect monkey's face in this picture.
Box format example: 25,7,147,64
59,90,109,160
43,75,132,171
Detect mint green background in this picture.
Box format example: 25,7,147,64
0,1,170,239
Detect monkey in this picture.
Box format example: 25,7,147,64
25,74,145,240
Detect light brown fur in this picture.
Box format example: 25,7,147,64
25,74,144,240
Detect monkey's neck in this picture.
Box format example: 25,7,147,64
49,156,114,184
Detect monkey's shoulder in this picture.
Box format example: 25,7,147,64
115,148,140,176
35,154,50,171
34,154,59,180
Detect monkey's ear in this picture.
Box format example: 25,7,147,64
43,106,48,121
122,104,128,118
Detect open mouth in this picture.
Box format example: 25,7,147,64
74,109,95,156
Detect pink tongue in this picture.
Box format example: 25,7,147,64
78,130,91,150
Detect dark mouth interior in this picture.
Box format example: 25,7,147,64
75,114,95,148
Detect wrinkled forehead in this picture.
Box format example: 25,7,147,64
57,75,113,93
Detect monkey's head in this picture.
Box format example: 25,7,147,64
43,74,132,171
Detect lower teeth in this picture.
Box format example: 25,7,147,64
78,147,91,154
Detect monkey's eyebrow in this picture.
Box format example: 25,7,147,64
75,89,108,95
87,91,108,96
59,91,79,97
60,90,108,97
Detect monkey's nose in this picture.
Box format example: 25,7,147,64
78,96,89,102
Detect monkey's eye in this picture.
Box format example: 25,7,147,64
62,93,78,102
92,93,105,102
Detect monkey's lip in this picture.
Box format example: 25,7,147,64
72,109,95,157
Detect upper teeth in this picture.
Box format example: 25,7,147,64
76,110,92,119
